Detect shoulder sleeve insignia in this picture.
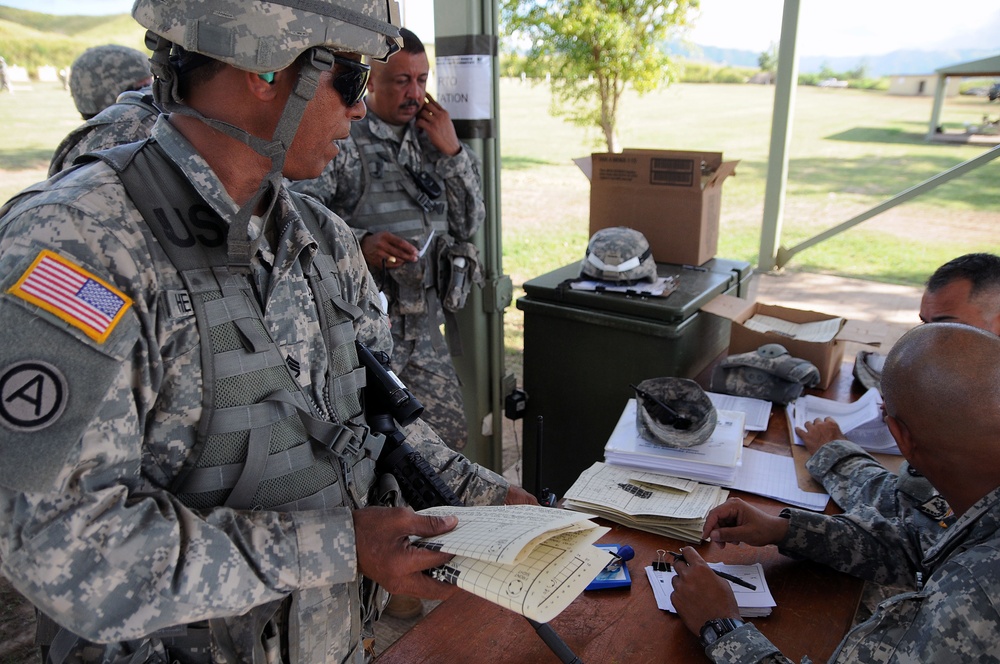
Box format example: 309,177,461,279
8,249,133,344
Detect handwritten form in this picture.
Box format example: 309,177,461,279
414,505,611,623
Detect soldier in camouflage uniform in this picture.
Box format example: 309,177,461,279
0,1,532,662
669,323,1000,663
49,88,160,176
67,45,153,120
797,253,1000,554
292,28,484,452
52,45,159,175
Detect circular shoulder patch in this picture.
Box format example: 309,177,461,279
0,361,68,432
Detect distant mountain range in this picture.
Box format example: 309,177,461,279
668,42,998,78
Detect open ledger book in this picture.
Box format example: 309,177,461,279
412,505,612,623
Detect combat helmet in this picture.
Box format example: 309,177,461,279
632,378,717,448
68,45,151,119
580,227,657,283
131,0,402,271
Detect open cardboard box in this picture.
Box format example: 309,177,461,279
576,149,739,266
702,294,885,389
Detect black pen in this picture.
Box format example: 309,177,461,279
667,551,757,591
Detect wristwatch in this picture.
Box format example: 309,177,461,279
699,618,745,647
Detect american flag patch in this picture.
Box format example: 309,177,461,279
9,250,132,343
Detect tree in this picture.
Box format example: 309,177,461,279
502,0,698,153
758,41,778,76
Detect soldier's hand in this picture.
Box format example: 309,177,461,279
503,485,540,506
795,417,846,455
353,506,460,600
669,546,741,637
415,92,461,157
701,497,789,547
360,231,419,270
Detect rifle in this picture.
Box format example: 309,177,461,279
356,341,583,664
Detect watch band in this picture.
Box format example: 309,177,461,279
699,617,746,647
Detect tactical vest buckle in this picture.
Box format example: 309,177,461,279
329,425,362,458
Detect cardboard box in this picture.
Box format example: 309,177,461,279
580,149,739,266
702,294,884,389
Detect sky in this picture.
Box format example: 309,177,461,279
3,0,999,58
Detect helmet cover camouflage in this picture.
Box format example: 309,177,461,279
710,343,821,405
69,45,151,118
634,377,717,448
131,0,403,72
580,227,657,283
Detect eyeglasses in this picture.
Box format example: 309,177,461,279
330,54,370,107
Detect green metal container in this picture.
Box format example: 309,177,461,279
516,258,751,497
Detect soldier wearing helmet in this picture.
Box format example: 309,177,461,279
50,45,160,176
49,87,162,175
292,28,485,455
68,44,153,120
0,1,528,662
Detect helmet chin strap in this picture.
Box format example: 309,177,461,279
146,32,334,273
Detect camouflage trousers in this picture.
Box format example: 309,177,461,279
389,294,467,452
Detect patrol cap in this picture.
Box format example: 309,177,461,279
68,45,151,119
710,343,821,405
580,227,657,283
131,0,403,72
633,377,716,448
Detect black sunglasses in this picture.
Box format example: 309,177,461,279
330,55,370,107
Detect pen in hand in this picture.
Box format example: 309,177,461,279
667,551,757,591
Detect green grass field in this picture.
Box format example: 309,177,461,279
499,78,1000,288
1,78,998,370
494,79,1000,369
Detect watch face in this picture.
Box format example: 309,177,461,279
700,622,722,646
700,618,743,647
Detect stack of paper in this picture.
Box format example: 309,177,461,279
742,314,843,342
787,387,899,454
646,562,776,617
562,462,729,542
604,399,745,485
706,392,772,432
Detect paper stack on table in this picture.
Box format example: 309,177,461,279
706,392,772,432
646,562,776,617
604,399,745,485
787,387,899,455
562,461,729,543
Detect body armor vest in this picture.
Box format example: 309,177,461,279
104,140,381,513
351,116,449,242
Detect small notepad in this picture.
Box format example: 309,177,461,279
645,562,776,617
